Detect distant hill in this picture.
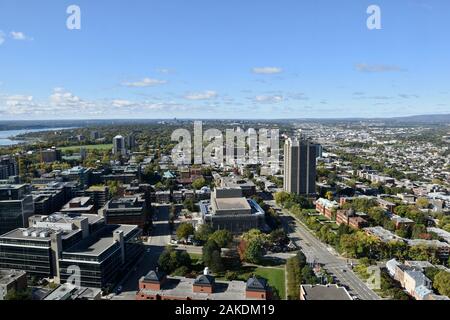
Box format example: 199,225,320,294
0,113,448,130
385,114,450,124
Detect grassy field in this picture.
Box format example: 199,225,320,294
218,265,286,299
254,267,286,300
60,144,113,152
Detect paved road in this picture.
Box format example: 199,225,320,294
266,200,380,300
111,205,171,300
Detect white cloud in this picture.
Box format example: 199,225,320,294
112,99,134,107
4,95,33,107
254,95,283,103
184,90,218,100
252,67,283,74
122,77,167,87
10,31,32,41
50,88,81,106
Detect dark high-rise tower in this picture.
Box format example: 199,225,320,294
283,138,317,195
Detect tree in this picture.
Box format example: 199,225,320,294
209,250,224,273
325,191,334,201
107,180,122,197
301,265,318,284
416,197,429,209
368,207,388,226
176,223,195,240
192,177,207,190
4,288,32,300
274,191,290,206
411,224,427,239
183,198,197,212
241,229,267,244
194,224,213,242
244,238,264,264
433,271,450,297
209,230,233,248
225,271,238,281
269,228,287,245
202,239,223,273
158,246,192,273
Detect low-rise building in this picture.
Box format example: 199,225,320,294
103,196,149,229
315,198,339,219
427,227,450,244
84,186,110,211
60,197,95,215
299,284,353,300
390,214,415,229
0,269,27,300
155,191,171,204
363,226,403,243
136,269,270,300
406,239,450,259
0,213,143,289
335,209,369,229
44,283,102,300
200,188,265,234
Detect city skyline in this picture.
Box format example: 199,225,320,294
1,0,449,120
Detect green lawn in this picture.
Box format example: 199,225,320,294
218,266,286,299
254,267,286,300
188,253,203,263
60,144,113,152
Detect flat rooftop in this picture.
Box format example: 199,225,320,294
140,277,251,300
214,197,251,211
1,226,79,242
301,284,352,300
0,269,26,285
63,224,137,257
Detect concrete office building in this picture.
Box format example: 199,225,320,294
40,148,62,163
0,156,19,180
113,135,126,156
200,187,265,234
283,138,317,195
60,197,96,215
61,166,92,189
0,184,35,236
84,185,110,211
103,196,149,229
127,133,137,150
0,269,27,300
0,213,143,289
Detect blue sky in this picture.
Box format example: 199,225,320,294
0,0,449,119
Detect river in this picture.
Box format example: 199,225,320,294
0,128,76,146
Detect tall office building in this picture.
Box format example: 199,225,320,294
0,184,35,236
283,138,317,195
0,213,143,288
0,156,18,180
126,133,137,151
40,148,62,163
113,135,126,156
